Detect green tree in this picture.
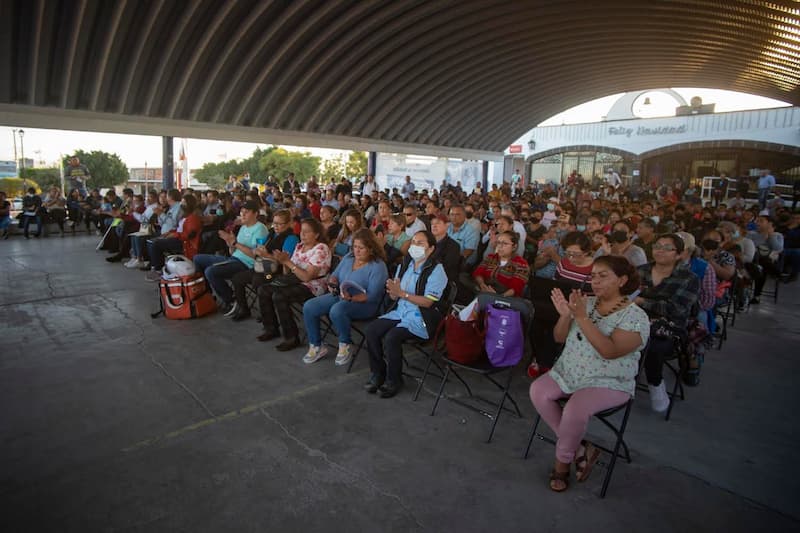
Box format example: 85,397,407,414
25,168,61,191
62,150,128,189
259,147,320,183
346,151,368,179
0,177,41,197
319,156,345,183
193,146,278,190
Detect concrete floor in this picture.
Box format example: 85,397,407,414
1,235,799,532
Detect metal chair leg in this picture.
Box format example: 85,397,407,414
430,365,450,416
600,401,633,498
413,352,435,401
486,371,513,443
522,415,542,459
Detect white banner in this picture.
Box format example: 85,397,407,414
376,153,482,193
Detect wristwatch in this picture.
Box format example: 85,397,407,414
404,292,410,299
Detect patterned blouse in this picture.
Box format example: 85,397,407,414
549,298,650,396
472,253,530,297
290,242,332,296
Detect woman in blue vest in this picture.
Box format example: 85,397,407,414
364,230,448,398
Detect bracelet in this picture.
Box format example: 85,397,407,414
290,264,297,273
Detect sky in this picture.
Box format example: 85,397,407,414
0,88,790,169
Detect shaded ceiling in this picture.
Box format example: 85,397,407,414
1,0,798,156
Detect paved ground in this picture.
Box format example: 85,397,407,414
1,235,799,532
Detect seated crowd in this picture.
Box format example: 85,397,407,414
42,172,796,490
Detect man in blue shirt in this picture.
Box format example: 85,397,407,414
447,205,479,267
757,169,776,210
192,200,269,314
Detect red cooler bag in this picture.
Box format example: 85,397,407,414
157,273,216,319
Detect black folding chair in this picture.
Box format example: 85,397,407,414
759,252,785,304
523,344,648,498
429,293,535,443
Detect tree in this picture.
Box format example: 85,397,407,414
258,147,320,183
346,151,368,179
319,156,346,183
0,177,41,197
62,150,128,189
25,168,61,191
193,146,278,190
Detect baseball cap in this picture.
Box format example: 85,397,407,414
241,200,260,212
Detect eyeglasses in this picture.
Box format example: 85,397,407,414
496,241,513,246
653,243,676,251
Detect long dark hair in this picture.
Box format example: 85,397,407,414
301,217,328,245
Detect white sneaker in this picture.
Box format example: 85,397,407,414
302,344,329,364
648,382,670,413
334,343,352,366
125,258,141,268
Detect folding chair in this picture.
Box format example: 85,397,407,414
429,293,535,443
523,344,648,498
759,252,785,304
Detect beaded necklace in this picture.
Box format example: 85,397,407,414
587,297,629,324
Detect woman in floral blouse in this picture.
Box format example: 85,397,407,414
530,256,649,492
256,218,332,351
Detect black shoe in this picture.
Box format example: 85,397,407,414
24,234,30,239
378,380,403,399
231,310,251,322
363,374,385,394
257,330,280,342
105,254,123,263
2,231,8,240
750,297,760,305
275,337,302,351
34,233,41,238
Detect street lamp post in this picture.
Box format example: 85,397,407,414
19,129,25,190
11,129,18,177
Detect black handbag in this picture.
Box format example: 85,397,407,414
270,273,302,287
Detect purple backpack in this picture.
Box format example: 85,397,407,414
484,304,524,367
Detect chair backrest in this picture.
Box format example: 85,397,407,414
443,281,459,313
528,276,577,323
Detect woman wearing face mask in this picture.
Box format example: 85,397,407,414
542,198,559,228
717,221,755,265
596,220,647,267
144,194,202,280
364,230,448,398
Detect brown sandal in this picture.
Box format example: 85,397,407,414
549,468,570,492
574,441,601,483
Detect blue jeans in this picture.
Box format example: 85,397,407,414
784,248,800,276
302,293,380,345
758,188,770,209
192,254,249,304
22,214,42,236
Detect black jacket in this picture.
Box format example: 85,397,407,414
432,235,461,283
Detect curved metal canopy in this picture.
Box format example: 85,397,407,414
0,0,798,157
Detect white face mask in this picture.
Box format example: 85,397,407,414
651,215,660,224
408,244,426,260
546,203,555,211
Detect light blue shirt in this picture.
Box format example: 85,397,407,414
332,253,389,306
234,222,269,268
447,222,480,265
758,174,776,189
159,202,183,234
380,262,447,339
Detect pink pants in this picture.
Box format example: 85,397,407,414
529,374,630,464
